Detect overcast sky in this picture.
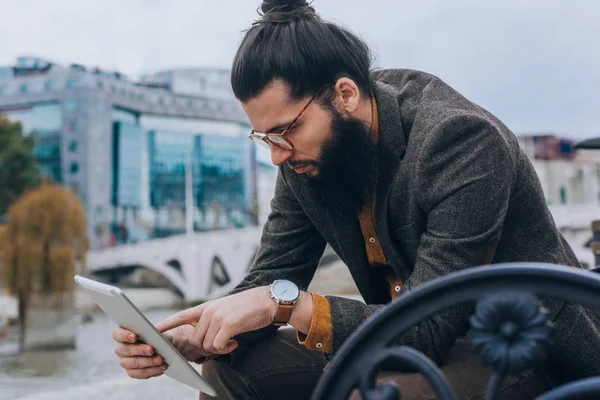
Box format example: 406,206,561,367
1,0,598,138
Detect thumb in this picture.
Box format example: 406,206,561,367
155,306,202,333
222,339,239,354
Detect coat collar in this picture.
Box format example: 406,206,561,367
372,80,407,191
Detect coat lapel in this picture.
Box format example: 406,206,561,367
371,81,413,283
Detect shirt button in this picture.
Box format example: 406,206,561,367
394,285,401,293
368,237,376,244
316,343,323,349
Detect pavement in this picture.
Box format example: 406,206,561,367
309,259,363,300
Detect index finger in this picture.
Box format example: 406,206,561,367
113,327,137,343
155,306,202,333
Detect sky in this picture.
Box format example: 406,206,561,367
0,0,598,138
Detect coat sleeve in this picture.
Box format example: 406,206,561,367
227,167,327,359
326,114,516,363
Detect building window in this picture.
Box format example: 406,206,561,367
44,80,56,91
113,122,143,208
97,80,104,89
70,162,79,174
67,79,77,89
0,67,13,80
185,99,193,108
64,99,78,112
20,83,28,94
112,108,137,124
0,86,4,96
68,140,78,152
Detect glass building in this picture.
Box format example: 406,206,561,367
147,131,254,237
0,56,257,249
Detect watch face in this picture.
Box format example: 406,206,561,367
271,280,299,302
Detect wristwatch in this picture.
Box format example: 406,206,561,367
270,279,300,326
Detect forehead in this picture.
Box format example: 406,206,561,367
242,80,300,132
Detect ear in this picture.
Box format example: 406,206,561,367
333,77,361,114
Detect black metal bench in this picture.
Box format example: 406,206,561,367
311,263,600,400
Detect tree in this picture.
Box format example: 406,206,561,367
0,183,88,351
0,116,41,217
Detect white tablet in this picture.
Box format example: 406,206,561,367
74,275,217,397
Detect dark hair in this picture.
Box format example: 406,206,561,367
231,1,374,103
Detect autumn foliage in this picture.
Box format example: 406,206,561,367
0,182,89,346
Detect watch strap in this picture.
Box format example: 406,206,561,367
272,303,294,326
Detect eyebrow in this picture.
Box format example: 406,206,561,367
264,120,294,134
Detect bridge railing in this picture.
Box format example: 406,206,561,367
312,263,600,400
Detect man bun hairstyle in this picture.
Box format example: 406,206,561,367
232,1,373,103
260,0,308,13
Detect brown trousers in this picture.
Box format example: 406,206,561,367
200,329,552,400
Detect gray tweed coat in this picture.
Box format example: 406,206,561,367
230,69,600,385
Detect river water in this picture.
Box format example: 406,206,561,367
0,309,202,400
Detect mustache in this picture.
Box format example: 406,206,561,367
286,160,318,169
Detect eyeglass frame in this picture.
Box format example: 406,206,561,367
247,84,329,151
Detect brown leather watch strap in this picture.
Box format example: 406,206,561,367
272,303,294,326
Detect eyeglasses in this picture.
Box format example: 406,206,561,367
248,85,327,151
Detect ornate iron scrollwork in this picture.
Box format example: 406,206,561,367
468,292,553,375
358,347,456,400
311,263,600,400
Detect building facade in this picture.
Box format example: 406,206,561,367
517,134,600,205
0,56,258,249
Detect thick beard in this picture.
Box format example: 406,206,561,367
305,108,379,215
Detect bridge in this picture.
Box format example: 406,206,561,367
86,227,262,302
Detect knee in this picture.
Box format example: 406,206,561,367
200,359,248,400
202,358,232,390
201,359,219,386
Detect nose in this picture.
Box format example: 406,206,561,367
270,145,293,167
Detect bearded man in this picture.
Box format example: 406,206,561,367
112,1,600,399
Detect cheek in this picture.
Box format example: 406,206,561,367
294,123,331,159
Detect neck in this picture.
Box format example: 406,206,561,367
353,96,373,131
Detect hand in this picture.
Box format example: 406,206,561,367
112,324,206,379
155,286,277,355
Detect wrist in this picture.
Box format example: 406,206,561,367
289,291,313,335
266,286,278,321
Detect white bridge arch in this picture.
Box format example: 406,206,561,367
86,227,262,302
